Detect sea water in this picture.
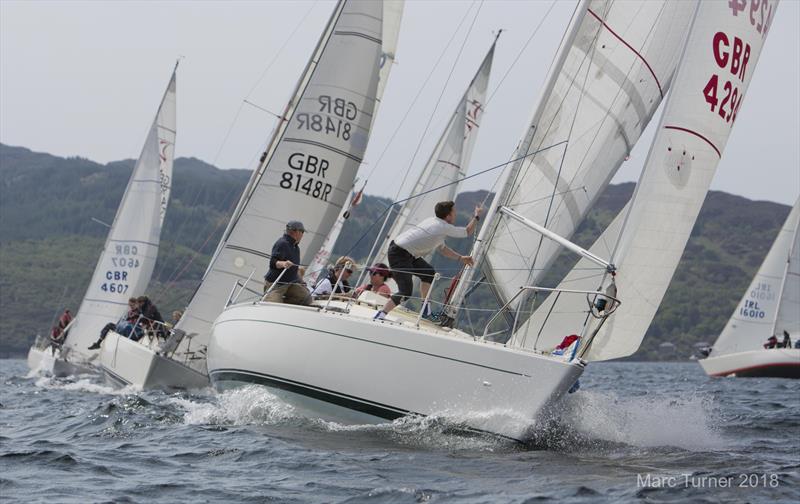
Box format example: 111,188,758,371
1,360,797,503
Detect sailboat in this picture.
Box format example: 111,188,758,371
27,65,177,377
699,199,799,378
206,0,768,442
97,0,402,389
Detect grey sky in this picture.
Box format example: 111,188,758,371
1,0,798,205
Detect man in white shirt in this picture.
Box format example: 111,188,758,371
374,200,482,320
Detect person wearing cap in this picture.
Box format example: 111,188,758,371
374,200,482,320
264,220,312,306
311,256,355,297
353,263,392,299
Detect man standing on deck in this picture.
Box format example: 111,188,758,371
374,201,482,320
264,220,312,306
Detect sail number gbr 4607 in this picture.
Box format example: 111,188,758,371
280,95,360,202
101,243,139,295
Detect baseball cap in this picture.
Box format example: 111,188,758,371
286,220,306,232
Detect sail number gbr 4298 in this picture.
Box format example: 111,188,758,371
280,95,359,202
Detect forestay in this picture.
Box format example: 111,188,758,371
376,40,495,265
451,0,696,314
710,200,799,355
63,68,177,361
522,0,779,361
173,0,384,372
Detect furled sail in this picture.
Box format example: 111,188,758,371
522,0,780,361
709,199,800,355
448,0,697,315
173,0,385,372
376,39,495,265
63,67,177,361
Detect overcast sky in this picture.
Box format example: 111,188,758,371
1,0,798,205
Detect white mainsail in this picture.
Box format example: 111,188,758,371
374,40,495,267
62,67,177,361
521,0,779,361
306,0,404,280
448,0,697,315
710,199,800,356
173,0,385,372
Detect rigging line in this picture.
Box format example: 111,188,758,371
155,182,243,297
335,139,568,260
361,1,479,184
483,0,558,107
392,1,485,202
510,1,606,325
243,100,284,120
210,0,319,169
513,186,587,207
157,3,319,290
520,3,607,283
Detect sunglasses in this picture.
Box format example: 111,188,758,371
344,268,354,274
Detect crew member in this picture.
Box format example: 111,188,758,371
264,220,312,306
374,200,482,320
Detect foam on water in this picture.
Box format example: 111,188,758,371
34,375,135,396
174,385,297,426
552,389,724,451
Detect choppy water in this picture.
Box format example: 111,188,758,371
1,359,798,503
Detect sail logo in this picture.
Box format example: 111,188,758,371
465,99,483,138
158,139,172,217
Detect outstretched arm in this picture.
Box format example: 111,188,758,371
439,245,475,266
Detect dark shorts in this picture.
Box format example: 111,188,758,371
388,242,435,305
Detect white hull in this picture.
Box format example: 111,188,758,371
699,348,800,378
98,331,209,390
26,345,96,377
208,299,584,442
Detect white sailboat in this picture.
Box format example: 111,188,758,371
98,0,399,389
699,198,800,378
205,0,778,442
27,65,177,377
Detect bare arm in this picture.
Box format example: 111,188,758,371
439,245,475,266
465,205,484,236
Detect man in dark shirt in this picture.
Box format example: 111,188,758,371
264,220,312,306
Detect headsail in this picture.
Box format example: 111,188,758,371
306,0,404,279
63,66,177,360
376,39,495,264
709,200,799,355
448,0,697,315
523,0,779,361
174,0,385,371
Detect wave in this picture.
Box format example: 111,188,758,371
538,389,725,451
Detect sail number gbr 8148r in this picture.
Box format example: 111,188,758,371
280,95,359,202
